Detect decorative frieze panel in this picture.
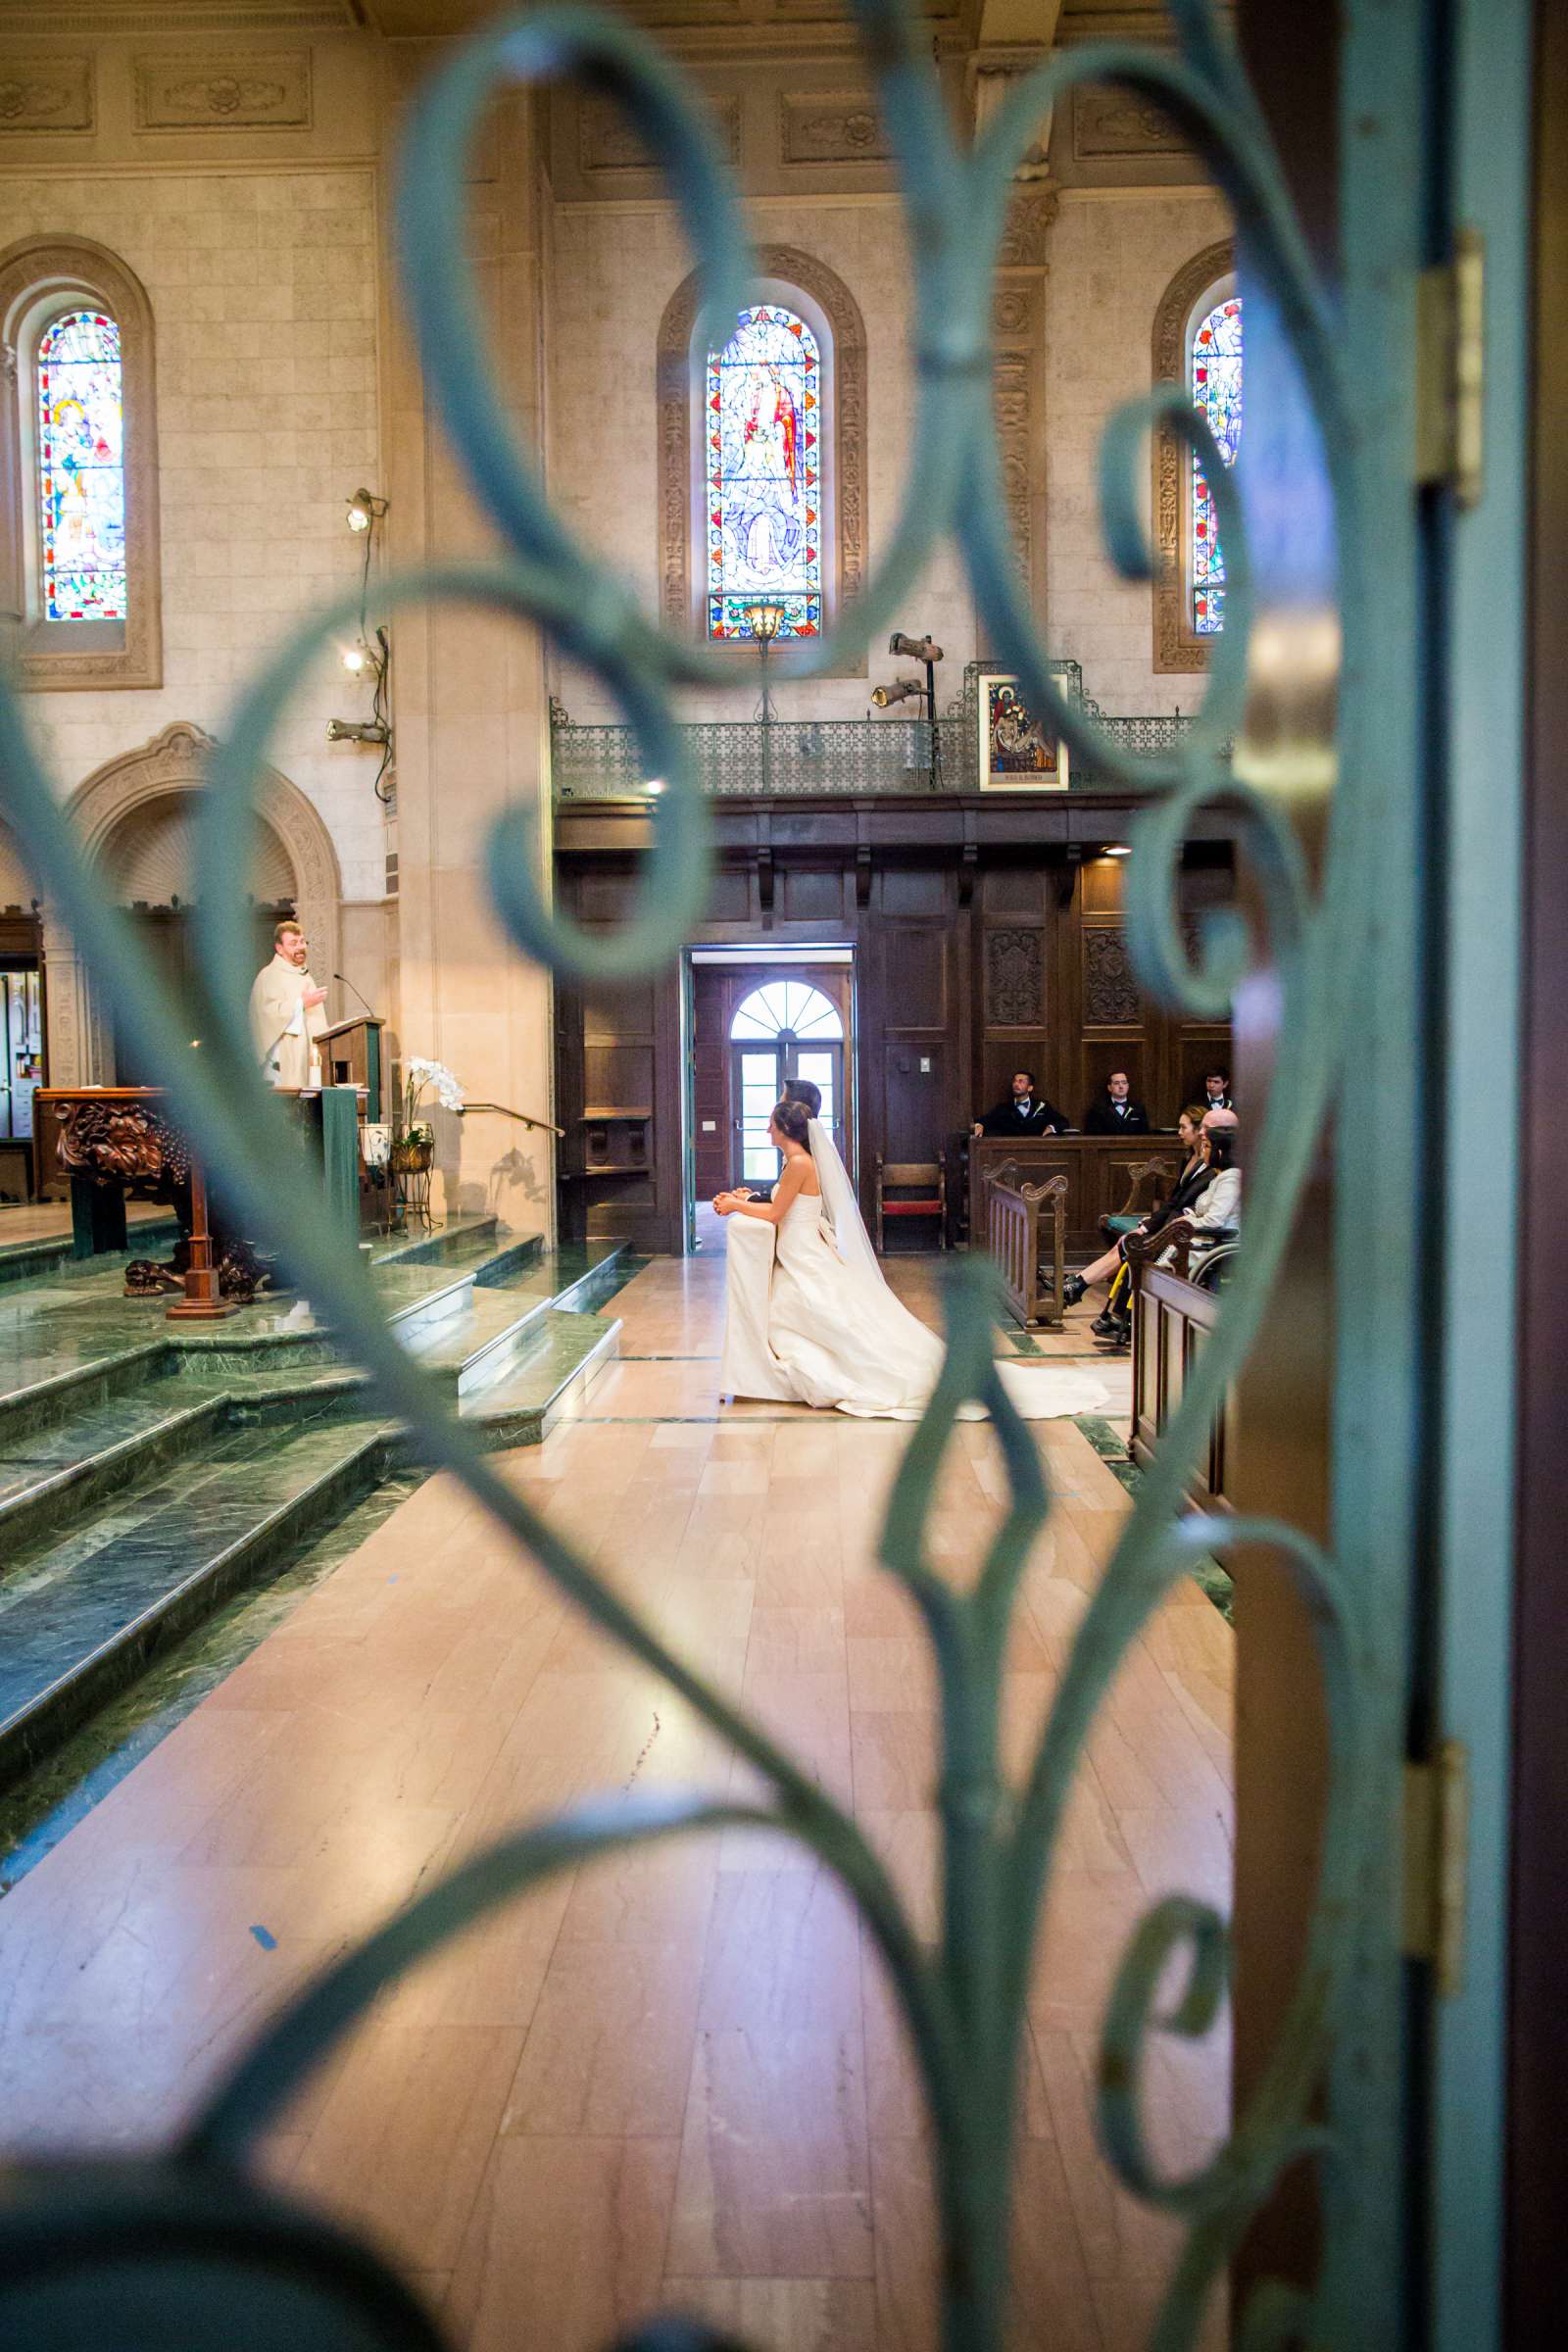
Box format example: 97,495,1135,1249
996,184,1059,268
1072,85,1191,161
1083,927,1143,1028
986,928,1044,1029
779,93,890,165
0,57,93,134
132,52,312,131
579,88,740,172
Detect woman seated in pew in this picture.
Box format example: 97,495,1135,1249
1062,1115,1241,1337
1061,1103,1210,1307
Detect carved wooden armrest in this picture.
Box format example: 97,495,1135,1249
1017,1173,1069,1207
1124,1215,1196,1276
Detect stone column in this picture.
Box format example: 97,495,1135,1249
380,61,557,1236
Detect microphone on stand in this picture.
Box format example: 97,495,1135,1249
332,971,377,1021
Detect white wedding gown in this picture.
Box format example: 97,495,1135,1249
719,1179,1109,1424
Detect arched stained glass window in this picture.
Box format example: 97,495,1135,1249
730,980,842,1042
1189,293,1243,636
706,304,822,644
36,308,125,622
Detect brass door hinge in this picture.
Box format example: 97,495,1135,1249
1401,1738,1469,1997
1415,230,1485,507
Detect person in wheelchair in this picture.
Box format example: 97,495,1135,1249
1064,1118,1241,1345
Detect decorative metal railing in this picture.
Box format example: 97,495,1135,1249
551,664,1219,800
0,3,1364,2347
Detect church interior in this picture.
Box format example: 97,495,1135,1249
0,0,1562,2347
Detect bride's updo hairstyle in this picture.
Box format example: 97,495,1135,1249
771,1097,811,1150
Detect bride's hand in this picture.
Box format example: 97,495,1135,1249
712,1192,733,1215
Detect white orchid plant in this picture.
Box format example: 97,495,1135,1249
397,1055,464,1152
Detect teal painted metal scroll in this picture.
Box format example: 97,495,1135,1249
0,3,1371,2346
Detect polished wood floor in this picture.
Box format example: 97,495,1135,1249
0,1242,1231,2351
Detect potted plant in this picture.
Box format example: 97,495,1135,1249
393,1056,463,1173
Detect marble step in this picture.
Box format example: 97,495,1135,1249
0,1212,181,1295
0,1369,367,1560
0,1407,394,1791
460,1308,621,1446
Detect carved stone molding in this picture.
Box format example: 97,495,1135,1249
579,88,739,172
1072,85,1191,161
778,93,890,166
997,183,1060,269
656,244,867,678
132,52,312,131
0,58,93,133
1151,239,1234,674
1083,927,1143,1028
991,352,1033,584
986,927,1044,1029
0,234,163,692
991,282,1040,341
46,721,343,1084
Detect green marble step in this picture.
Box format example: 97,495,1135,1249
461,1308,620,1446
0,1367,369,1560
367,1210,503,1268
0,1407,395,1792
0,1213,181,1293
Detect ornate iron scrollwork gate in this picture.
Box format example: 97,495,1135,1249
0,0,1529,2345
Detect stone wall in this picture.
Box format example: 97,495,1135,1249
547,179,1231,723
0,163,388,913
1043,185,1232,710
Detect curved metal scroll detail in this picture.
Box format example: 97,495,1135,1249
0,3,1362,2347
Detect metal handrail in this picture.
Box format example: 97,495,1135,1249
456,1099,564,1138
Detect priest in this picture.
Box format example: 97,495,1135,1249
248,919,328,1089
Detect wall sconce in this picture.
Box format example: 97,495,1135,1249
345,487,388,535
741,601,785,728
870,679,925,709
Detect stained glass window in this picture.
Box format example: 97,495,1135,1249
706,304,822,643
1189,294,1243,636
36,309,125,622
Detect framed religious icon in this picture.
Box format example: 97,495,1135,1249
976,672,1070,791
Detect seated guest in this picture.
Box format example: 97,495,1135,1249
1062,1110,1235,1312
1202,1066,1234,1113
1157,1122,1240,1264
972,1068,1069,1140
1083,1070,1151,1134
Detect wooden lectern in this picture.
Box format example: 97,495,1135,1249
318,1013,385,1123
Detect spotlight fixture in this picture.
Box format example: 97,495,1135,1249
888,631,943,663
644,778,666,796
1104,843,1132,858
345,487,388,534
870,679,925,709
325,718,391,746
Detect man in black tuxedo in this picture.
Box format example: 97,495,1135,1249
731,1076,822,1203
972,1069,1070,1139
1083,1070,1152,1134
1202,1067,1234,1113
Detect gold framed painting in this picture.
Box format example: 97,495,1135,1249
976,671,1069,791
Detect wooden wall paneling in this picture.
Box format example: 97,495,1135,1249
690,963,729,1204
977,858,1051,1119
874,866,955,1186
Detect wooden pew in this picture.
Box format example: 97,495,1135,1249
967,1132,1189,1258
984,1161,1068,1329
1129,1247,1238,1509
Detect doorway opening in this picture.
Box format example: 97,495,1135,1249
684,947,856,1251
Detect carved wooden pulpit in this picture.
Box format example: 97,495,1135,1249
37,1087,249,1320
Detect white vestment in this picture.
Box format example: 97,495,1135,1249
248,955,327,1089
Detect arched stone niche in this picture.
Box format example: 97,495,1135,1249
44,721,342,1086
657,245,868,678
1150,237,1236,674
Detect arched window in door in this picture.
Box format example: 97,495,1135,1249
729,979,844,1185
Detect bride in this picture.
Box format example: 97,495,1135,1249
714,1098,1108,1421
